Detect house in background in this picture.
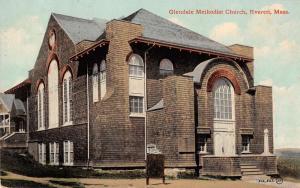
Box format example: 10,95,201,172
0,92,28,149
5,9,277,177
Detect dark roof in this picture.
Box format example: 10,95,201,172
147,99,164,111
5,79,31,94
52,13,107,44
123,9,234,55
14,99,26,116
53,9,236,55
184,58,215,84
0,93,15,112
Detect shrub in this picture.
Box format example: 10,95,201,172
277,157,300,179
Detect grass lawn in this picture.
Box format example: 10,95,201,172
0,149,145,179
1,179,56,188
277,157,300,180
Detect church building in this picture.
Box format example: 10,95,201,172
6,9,277,177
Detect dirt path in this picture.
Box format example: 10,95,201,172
2,171,294,188
79,178,276,188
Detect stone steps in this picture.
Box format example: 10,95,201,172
240,164,264,176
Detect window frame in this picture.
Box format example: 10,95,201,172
49,142,59,165
242,136,251,153
92,63,99,103
129,96,144,115
100,60,106,82
128,54,144,78
37,83,45,130
48,59,59,129
63,140,74,166
38,143,46,165
62,71,73,126
100,60,106,99
213,78,235,121
198,137,208,154
159,58,174,77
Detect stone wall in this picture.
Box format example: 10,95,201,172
201,156,241,177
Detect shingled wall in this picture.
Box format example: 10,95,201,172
147,76,196,167
89,20,146,167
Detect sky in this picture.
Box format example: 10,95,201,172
0,0,299,149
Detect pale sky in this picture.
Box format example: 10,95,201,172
0,0,299,149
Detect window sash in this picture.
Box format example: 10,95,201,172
129,96,143,113
63,78,72,124
213,80,233,120
129,65,143,77
92,73,99,102
38,143,46,164
63,141,74,165
49,142,59,165
38,88,44,129
100,71,106,82
159,69,173,77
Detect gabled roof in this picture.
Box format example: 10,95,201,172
123,9,235,55
52,13,107,44
0,93,15,112
4,79,31,94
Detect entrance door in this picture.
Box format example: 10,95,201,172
214,129,235,156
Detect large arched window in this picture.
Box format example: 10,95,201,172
37,82,45,130
159,58,174,76
128,54,145,115
92,63,99,102
213,78,234,120
100,60,106,99
129,54,144,77
48,59,59,128
63,70,72,125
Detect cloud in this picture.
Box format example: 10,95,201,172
209,3,300,149
255,46,271,57
278,40,298,53
0,16,43,92
259,78,273,86
257,79,300,148
265,3,285,10
273,83,300,148
168,17,186,27
209,22,243,44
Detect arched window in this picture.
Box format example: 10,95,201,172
213,78,234,120
63,70,72,125
37,83,45,130
128,54,145,115
129,54,144,77
100,60,106,99
48,59,59,128
159,58,174,76
92,63,99,102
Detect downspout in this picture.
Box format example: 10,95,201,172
26,88,29,147
144,44,155,160
86,63,90,167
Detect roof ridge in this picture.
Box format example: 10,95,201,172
51,12,95,22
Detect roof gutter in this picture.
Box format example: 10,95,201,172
69,39,109,61
130,37,254,62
